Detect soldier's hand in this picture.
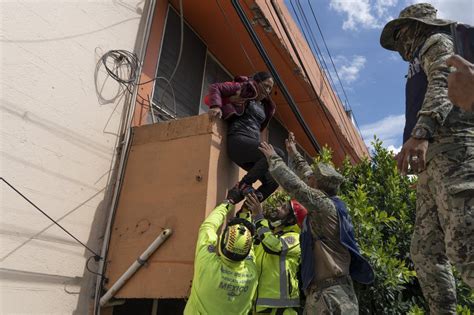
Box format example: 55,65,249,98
285,132,298,156
396,138,429,175
258,142,277,159
245,193,263,216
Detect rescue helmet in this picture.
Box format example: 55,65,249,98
290,200,308,227
265,198,308,228
219,218,255,261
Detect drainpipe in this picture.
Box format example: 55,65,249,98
99,229,172,307
93,0,158,314
231,0,321,153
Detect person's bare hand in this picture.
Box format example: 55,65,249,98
446,55,474,112
258,142,277,159
396,137,429,175
245,193,263,216
208,107,222,119
285,132,298,156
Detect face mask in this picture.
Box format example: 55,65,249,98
395,26,417,61
395,22,427,62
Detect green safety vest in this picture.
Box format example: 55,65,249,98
253,217,301,311
184,203,258,315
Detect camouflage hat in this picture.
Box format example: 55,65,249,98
313,162,344,193
380,3,454,51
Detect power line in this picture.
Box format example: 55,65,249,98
289,0,354,142
291,0,342,104
306,0,362,132
290,0,363,139
0,178,102,259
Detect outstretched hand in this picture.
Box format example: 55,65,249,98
245,193,263,216
258,142,277,159
285,132,298,156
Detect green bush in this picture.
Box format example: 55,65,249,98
266,138,473,314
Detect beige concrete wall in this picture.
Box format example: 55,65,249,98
0,1,148,314
104,114,241,299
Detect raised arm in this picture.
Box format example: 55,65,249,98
286,132,313,183
258,142,334,217
195,201,234,256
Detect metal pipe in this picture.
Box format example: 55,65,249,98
99,229,173,307
93,0,158,313
231,0,321,153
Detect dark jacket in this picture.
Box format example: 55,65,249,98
205,76,276,131
300,196,375,290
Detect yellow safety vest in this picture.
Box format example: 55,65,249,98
253,217,301,312
184,203,258,315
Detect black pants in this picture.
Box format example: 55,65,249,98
227,134,285,201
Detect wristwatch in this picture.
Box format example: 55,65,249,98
411,126,431,140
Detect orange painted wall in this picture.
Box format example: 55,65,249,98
105,114,241,298
132,0,367,164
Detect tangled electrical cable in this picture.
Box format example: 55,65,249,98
99,49,178,119
100,49,141,86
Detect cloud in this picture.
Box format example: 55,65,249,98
359,114,405,148
334,55,367,83
386,144,402,154
330,0,472,31
329,0,398,30
409,0,474,24
329,0,379,30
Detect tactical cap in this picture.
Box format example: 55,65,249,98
380,3,453,51
313,162,344,193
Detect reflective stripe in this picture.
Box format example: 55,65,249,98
280,239,289,299
257,226,271,238
255,297,300,307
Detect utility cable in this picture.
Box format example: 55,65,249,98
306,0,350,110
270,0,353,158
291,0,356,149
0,177,102,259
306,0,362,133
292,0,343,106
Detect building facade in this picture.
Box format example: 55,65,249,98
0,1,367,314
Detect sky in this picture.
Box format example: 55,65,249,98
284,0,474,153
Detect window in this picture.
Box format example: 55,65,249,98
268,118,314,164
151,7,231,121
268,119,288,161
199,54,232,114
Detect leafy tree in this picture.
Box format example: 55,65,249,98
264,138,473,314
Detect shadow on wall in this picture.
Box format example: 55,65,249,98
74,1,152,314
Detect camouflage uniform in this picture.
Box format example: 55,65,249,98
267,152,358,315
381,3,474,314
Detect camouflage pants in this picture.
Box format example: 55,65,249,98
411,147,474,314
303,277,358,315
